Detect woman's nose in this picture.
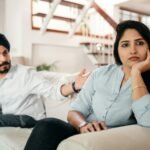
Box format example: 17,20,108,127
130,45,137,54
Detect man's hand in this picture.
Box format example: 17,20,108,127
131,50,150,74
60,69,90,97
80,121,107,133
74,68,90,90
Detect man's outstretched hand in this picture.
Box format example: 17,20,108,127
74,68,90,90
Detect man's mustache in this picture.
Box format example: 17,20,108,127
0,61,10,67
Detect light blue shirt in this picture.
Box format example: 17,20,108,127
0,64,65,120
70,64,150,127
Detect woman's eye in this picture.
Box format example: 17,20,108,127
136,41,145,46
121,43,129,48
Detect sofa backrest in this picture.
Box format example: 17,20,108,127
38,71,77,121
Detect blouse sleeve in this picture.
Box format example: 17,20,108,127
70,70,97,118
132,94,150,127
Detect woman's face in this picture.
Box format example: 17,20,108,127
118,29,149,69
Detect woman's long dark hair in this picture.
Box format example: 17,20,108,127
113,20,150,87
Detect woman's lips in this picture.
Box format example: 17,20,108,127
128,56,139,61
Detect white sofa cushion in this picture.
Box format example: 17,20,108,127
57,125,150,150
45,98,73,122
0,127,32,150
39,71,77,121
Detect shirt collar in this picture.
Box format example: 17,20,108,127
112,65,124,94
4,64,17,79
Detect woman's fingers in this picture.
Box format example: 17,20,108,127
80,121,107,133
99,121,107,130
93,122,101,131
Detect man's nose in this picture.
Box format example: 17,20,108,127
0,54,7,62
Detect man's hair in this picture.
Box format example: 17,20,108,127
0,33,10,51
113,20,150,65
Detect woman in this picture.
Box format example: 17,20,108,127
68,20,150,133
24,20,150,150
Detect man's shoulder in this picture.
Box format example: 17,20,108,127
12,64,36,76
15,64,35,71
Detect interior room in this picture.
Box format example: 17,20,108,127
0,0,149,73
0,0,150,150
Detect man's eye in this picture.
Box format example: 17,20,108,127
3,51,8,56
121,43,129,48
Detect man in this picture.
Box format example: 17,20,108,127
0,33,89,127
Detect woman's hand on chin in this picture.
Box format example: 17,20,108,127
131,50,150,75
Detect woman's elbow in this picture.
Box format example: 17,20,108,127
137,118,150,128
67,111,75,123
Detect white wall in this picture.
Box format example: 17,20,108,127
3,0,95,73
32,44,95,73
0,0,5,33
4,0,23,56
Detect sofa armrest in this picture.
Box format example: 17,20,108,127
57,125,150,150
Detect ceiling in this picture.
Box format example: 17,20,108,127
116,0,150,16
32,0,150,35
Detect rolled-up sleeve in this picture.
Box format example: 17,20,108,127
25,68,67,101
132,94,150,127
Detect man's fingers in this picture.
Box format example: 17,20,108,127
82,71,91,78
79,68,86,76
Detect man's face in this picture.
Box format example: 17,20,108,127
0,45,11,74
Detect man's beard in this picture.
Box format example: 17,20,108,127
0,61,11,74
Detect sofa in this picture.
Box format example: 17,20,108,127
0,71,75,150
0,71,150,150
58,125,150,150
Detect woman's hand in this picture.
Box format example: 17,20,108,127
131,50,150,74
79,121,107,133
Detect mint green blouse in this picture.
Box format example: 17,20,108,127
70,64,150,128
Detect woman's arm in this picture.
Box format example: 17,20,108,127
67,68,108,133
131,69,149,100
67,111,87,131
131,50,150,100
68,111,107,133
131,50,150,127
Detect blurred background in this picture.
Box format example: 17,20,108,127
0,0,149,73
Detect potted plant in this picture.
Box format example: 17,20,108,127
36,62,57,71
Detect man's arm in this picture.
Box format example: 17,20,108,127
60,69,90,97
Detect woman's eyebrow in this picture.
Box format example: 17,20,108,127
135,38,145,41
120,38,145,43
120,40,129,43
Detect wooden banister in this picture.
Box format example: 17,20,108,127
92,1,117,29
